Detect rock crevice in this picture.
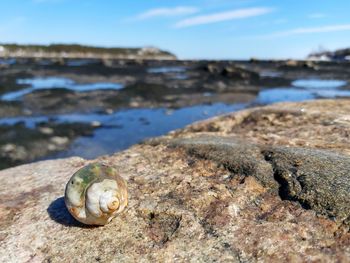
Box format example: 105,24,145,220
167,135,350,225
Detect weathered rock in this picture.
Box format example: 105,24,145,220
168,136,350,224
1,99,350,262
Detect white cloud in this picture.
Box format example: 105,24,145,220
273,24,350,37
174,7,273,28
308,13,327,19
135,6,199,20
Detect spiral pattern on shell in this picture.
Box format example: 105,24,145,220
64,163,128,225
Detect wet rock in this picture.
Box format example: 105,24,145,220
0,101,23,118
200,63,221,74
39,127,54,135
199,62,260,82
50,136,69,146
222,65,259,81
105,108,114,114
0,122,96,170
1,143,16,153
0,144,28,163
90,121,102,127
278,60,317,71
285,60,298,67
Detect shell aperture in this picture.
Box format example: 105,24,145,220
64,163,128,225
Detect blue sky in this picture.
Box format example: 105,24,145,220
0,0,350,59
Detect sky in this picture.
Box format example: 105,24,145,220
0,0,350,59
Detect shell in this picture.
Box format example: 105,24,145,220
64,163,128,225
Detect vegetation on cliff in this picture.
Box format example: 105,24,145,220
0,43,176,59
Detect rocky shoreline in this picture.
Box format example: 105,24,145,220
1,99,349,262
0,58,350,170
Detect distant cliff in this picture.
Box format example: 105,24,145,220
0,44,177,60
308,47,350,61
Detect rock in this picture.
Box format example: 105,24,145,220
199,62,260,82
39,127,54,135
105,108,114,115
90,121,102,128
201,63,221,74
0,144,28,162
285,59,298,67
1,143,16,153
168,136,350,223
50,136,69,146
0,122,96,170
1,99,350,262
279,60,316,70
221,65,259,81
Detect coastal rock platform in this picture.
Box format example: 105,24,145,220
1,99,350,262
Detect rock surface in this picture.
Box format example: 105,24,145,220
1,99,350,262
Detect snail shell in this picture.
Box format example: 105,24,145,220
64,163,128,225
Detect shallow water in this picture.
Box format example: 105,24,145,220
292,79,346,89
0,58,16,65
147,66,187,73
258,78,349,103
1,77,123,100
66,59,98,67
259,71,282,78
256,88,315,104
0,102,247,159
51,103,247,159
148,66,188,80
1,77,349,161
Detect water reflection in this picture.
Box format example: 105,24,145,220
292,79,346,89
258,79,349,103
0,102,247,159
147,66,186,73
1,76,350,161
1,77,123,100
53,103,247,159
257,88,315,104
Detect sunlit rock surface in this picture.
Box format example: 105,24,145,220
1,99,350,262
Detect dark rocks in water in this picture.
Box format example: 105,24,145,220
120,82,172,102
0,121,96,170
199,63,222,74
199,62,260,82
221,65,260,82
0,100,23,118
0,58,350,174
168,135,350,225
278,60,317,70
1,59,350,118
